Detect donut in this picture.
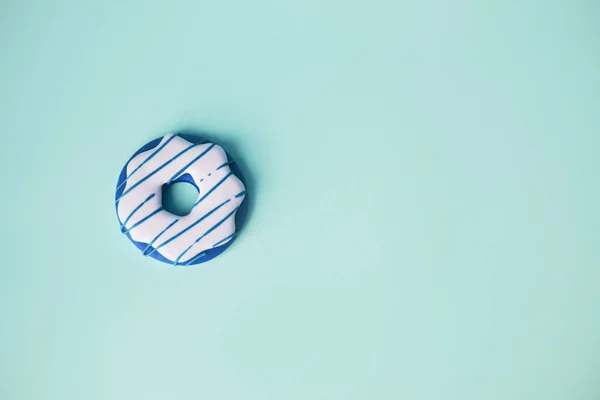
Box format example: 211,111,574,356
115,134,247,266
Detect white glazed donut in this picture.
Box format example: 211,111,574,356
115,134,247,266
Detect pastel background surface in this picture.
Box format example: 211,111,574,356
1,1,599,399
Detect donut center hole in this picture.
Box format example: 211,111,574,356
162,182,199,216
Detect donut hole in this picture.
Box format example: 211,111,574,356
162,181,199,217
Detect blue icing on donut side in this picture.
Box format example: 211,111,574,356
115,134,248,266
168,172,199,192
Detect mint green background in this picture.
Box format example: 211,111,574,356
1,1,599,399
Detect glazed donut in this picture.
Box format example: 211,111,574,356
115,134,247,266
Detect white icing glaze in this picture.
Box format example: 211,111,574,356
116,134,246,264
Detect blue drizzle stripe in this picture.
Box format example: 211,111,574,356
122,207,164,235
142,219,180,256
166,144,215,184
182,252,207,266
116,135,177,192
234,190,246,198
115,142,200,203
174,206,240,265
120,193,155,232
144,199,231,258
216,160,235,170
212,233,237,248
193,172,232,208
